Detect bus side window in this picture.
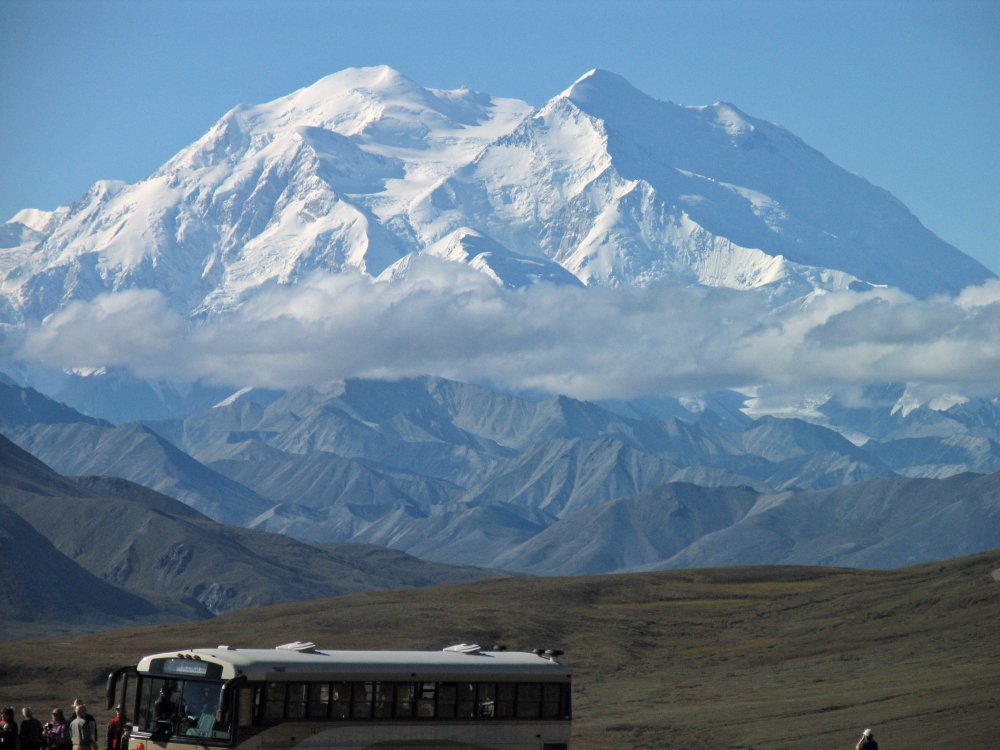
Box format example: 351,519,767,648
373,682,393,719
477,683,496,718
516,683,542,718
394,682,415,719
308,683,330,719
286,683,307,719
265,683,285,722
495,683,515,718
331,683,351,720
352,682,373,720
541,684,563,718
456,683,476,719
416,683,435,718
137,680,153,732
436,683,457,719
237,689,255,729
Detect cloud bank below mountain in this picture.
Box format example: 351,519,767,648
11,265,1000,402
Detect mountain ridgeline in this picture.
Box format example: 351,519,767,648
2,374,998,587
1,66,994,328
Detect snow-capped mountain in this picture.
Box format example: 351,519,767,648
1,66,993,324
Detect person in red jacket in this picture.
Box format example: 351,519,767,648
105,707,122,750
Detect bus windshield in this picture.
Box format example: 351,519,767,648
136,677,232,742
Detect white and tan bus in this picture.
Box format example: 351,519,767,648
106,642,571,750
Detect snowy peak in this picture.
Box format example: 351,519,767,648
6,208,56,233
546,71,992,295
561,68,643,104
1,66,994,326
712,102,755,135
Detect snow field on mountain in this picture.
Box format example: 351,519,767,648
3,65,998,403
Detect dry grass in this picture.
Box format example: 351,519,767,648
3,552,998,749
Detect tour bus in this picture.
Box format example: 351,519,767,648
105,641,571,750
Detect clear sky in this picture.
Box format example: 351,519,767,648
2,0,998,274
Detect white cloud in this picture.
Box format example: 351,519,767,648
16,289,185,378
11,270,1000,401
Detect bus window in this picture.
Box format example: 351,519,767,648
456,683,476,719
416,683,435,718
331,683,352,719
308,683,330,719
516,684,542,718
352,682,373,720
134,677,231,742
136,678,185,734
373,682,393,719
495,683,515,718
541,683,563,718
394,682,415,719
118,672,137,730
286,683,307,719
237,688,255,729
436,683,457,719
265,683,285,722
476,683,496,718
179,682,229,739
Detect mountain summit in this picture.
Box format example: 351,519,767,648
1,67,992,324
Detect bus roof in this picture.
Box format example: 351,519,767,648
136,645,570,682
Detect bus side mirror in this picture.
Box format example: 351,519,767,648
106,666,134,710
217,675,247,725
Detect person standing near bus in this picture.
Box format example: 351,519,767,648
0,707,18,750
43,710,70,750
69,703,95,750
104,708,121,750
70,706,95,750
21,708,44,750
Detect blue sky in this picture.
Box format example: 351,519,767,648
2,0,998,274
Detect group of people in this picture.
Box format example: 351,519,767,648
0,702,122,750
4,700,879,749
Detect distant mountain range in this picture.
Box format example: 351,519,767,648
3,374,997,583
0,427,496,637
1,66,993,329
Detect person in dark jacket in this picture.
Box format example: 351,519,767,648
0,707,18,750
21,708,44,750
856,727,879,750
